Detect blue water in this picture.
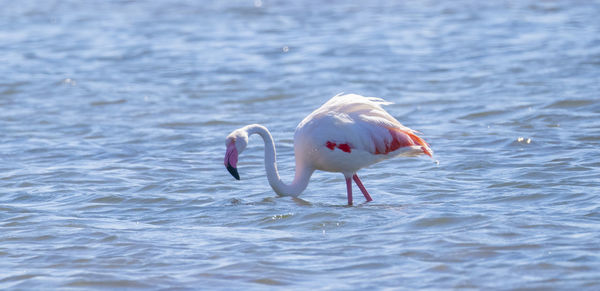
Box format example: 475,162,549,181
1,0,600,289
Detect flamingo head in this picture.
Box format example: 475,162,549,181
224,129,248,180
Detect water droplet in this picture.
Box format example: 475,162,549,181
63,78,76,86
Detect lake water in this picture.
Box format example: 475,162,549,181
1,0,599,289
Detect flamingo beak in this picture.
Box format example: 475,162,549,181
224,143,240,180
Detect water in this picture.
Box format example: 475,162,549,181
1,0,600,289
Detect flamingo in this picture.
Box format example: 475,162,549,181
224,93,432,205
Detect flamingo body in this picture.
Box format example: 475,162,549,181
225,93,432,205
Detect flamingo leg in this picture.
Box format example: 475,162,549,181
353,174,373,202
346,177,353,206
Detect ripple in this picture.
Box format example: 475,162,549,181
64,278,151,288
544,99,595,109
90,99,127,106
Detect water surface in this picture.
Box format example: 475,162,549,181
1,0,600,289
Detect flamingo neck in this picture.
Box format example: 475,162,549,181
246,124,313,197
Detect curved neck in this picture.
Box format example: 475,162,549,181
245,124,313,197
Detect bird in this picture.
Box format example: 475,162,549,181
224,93,432,205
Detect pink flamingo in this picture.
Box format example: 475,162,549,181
224,93,432,205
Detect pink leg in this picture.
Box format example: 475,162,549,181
353,174,373,202
346,177,353,206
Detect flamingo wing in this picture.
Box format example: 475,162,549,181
296,93,432,157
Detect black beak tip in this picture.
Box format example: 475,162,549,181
226,164,240,180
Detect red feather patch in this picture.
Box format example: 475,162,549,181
337,143,351,153
374,129,432,157
325,141,352,153
326,141,336,150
